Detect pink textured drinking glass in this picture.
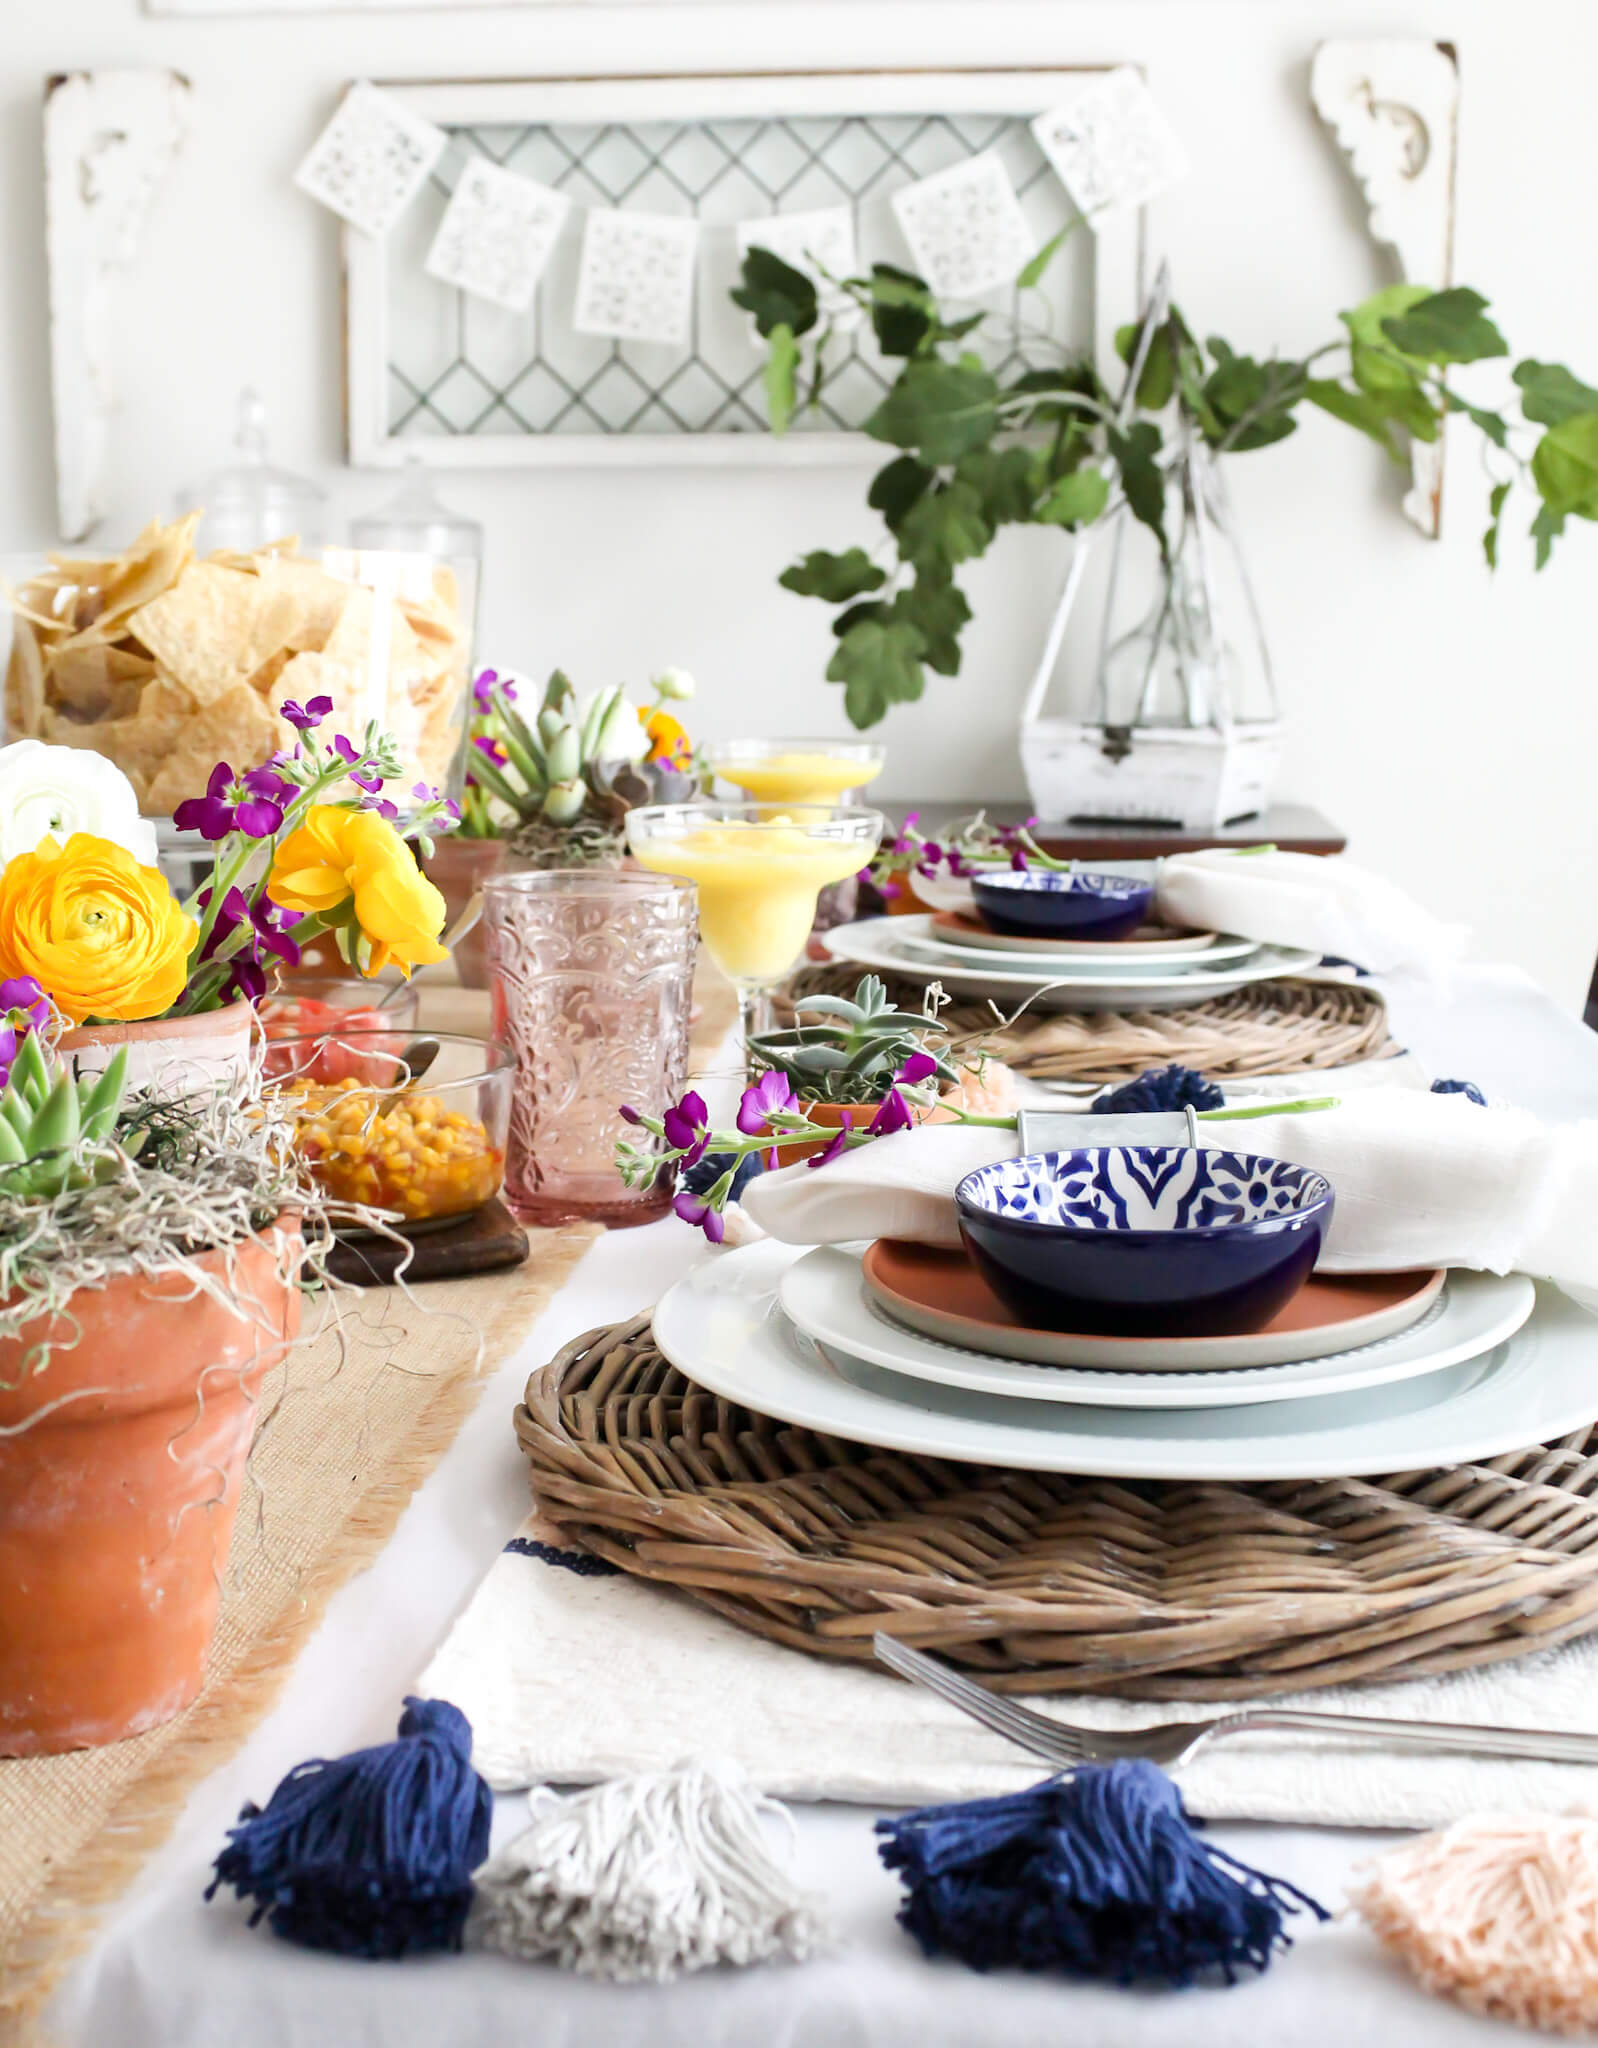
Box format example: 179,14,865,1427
483,869,698,1227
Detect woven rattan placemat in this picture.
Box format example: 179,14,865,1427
786,964,1397,1084
518,1309,1598,1704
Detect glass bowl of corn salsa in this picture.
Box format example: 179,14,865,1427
267,1031,512,1230
260,978,421,1083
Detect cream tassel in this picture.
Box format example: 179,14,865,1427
467,1761,831,1981
1351,1813,1598,2036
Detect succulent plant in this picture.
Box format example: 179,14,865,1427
467,670,704,863
0,1035,132,1200
751,975,959,1107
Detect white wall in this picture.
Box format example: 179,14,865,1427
2,0,1595,1005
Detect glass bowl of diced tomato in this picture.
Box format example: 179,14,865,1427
260,978,421,1083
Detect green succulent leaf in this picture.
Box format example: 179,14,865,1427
779,548,888,602
1514,360,1598,426
895,479,993,578
732,246,819,340
865,358,1001,465
826,616,927,729
1379,287,1508,364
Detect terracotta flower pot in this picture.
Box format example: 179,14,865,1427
764,1093,950,1164
61,999,256,1099
0,1217,302,1755
424,835,515,989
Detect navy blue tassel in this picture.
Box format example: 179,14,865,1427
876,1762,1326,1987
1431,1078,1487,1104
1093,1065,1225,1116
680,1147,765,1202
206,1697,491,1959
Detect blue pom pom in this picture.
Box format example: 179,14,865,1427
876,1761,1325,1986
680,1148,765,1202
1092,1066,1225,1116
206,1696,491,1959
1431,1078,1487,1105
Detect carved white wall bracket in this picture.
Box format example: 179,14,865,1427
44,69,191,541
1311,39,1459,538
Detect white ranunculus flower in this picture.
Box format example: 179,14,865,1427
0,740,159,871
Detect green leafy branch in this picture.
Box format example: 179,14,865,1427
733,243,1598,728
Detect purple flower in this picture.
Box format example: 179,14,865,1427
363,796,400,821
737,1070,795,1136
0,976,51,1035
1010,847,1028,871
0,1021,16,1092
868,1088,914,1137
331,733,384,794
473,668,515,712
279,695,333,732
173,762,287,842
662,1089,709,1169
472,735,508,763
198,886,300,984
805,1113,853,1170
897,1052,938,1088
618,1104,642,1125
673,1189,725,1243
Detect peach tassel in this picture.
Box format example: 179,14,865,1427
1351,1814,1598,2037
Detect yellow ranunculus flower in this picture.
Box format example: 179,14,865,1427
268,805,449,979
0,833,197,1023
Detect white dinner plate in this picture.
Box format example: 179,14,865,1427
924,918,1249,963
653,1242,1597,1480
778,1247,1534,1409
823,916,1322,1012
897,930,1266,977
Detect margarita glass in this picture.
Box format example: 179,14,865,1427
702,737,886,812
625,801,885,1056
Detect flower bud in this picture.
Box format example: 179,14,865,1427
652,666,696,702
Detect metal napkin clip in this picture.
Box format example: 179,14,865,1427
1015,1106,1203,1157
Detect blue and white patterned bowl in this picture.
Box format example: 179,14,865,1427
971,868,1156,940
955,1146,1335,1338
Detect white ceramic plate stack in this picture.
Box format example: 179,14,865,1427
649,1240,1592,1482
822,913,1322,1011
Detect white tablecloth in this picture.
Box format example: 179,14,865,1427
50,965,1598,2048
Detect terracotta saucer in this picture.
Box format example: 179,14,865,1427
930,910,1230,959
861,1240,1447,1371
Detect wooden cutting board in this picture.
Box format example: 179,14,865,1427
327,1197,529,1287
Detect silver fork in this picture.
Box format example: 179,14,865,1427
873,1633,1598,1773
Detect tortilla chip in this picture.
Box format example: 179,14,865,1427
255,557,351,651
268,649,385,745
322,585,376,666
127,561,298,706
4,618,45,735
48,641,159,721
144,685,281,814
97,513,200,630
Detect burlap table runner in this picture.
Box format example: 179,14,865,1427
0,966,737,2039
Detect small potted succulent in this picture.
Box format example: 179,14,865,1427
0,703,458,1096
747,974,963,1156
432,665,701,986
0,994,322,1754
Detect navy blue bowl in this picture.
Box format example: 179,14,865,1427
971,869,1155,940
955,1146,1334,1338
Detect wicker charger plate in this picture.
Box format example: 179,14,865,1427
517,1310,1598,1701
785,964,1396,1085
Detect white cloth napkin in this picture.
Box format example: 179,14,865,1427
740,1089,1598,1289
421,1511,1598,1830
1154,848,1468,977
